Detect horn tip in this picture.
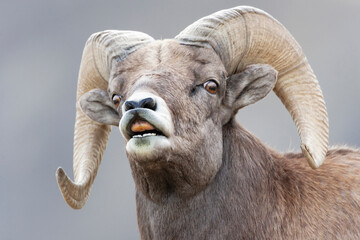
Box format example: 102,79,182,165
56,167,69,186
55,167,85,210
301,144,325,169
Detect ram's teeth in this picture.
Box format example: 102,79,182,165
132,133,157,138
143,133,156,137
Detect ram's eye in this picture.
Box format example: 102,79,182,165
112,94,121,108
203,80,218,94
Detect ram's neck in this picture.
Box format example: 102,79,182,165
135,119,281,239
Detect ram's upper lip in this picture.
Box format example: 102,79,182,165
120,109,171,141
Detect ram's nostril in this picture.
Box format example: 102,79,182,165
139,97,157,111
124,100,139,111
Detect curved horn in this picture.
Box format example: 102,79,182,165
56,31,154,209
176,6,328,169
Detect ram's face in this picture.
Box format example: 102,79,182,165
109,40,226,191
77,39,277,199
77,39,277,198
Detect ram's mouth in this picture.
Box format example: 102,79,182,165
128,118,165,139
120,108,172,142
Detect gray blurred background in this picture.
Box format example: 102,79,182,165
1,0,359,239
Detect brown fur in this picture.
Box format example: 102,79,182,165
91,40,360,239
134,121,360,239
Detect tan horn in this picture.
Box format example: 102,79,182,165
176,6,328,169
56,30,154,209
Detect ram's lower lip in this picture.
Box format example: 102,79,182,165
126,134,171,161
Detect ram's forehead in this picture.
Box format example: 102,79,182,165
114,39,225,79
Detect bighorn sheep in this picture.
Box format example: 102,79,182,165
56,6,360,239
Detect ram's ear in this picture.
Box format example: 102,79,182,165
79,89,121,126
224,64,277,113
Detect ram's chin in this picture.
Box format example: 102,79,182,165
126,135,171,161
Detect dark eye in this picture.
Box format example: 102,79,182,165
203,80,218,94
112,94,121,108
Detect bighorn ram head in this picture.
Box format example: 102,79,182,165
56,6,328,209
